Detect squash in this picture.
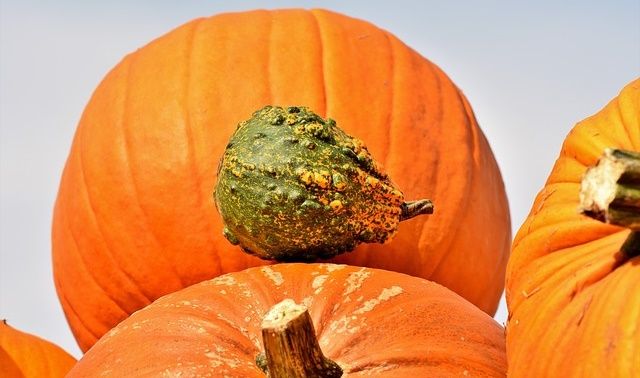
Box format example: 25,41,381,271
68,263,506,377
505,79,640,377
52,8,510,351
0,320,76,377
215,105,432,261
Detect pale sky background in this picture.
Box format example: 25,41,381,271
1,1,638,358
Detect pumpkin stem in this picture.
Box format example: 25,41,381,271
580,148,640,256
400,199,434,221
621,231,640,257
257,299,342,378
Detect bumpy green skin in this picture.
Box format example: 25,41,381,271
214,106,407,261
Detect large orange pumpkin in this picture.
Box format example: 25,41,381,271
53,8,510,351
0,321,76,377
505,79,639,377
68,263,506,377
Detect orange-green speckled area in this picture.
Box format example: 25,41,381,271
214,106,422,261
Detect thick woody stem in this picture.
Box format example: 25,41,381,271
257,299,342,378
400,199,434,221
580,148,640,256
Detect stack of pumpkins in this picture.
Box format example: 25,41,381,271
2,8,637,377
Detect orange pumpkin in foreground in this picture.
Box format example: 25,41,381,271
53,8,510,351
0,320,76,377
68,263,506,377
506,79,640,377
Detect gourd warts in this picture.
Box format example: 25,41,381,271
214,105,433,261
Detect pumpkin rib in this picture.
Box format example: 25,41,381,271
120,53,187,288
73,52,187,302
61,180,135,317
0,346,21,377
617,84,640,149
572,262,638,375
56,279,100,347
265,11,274,104
379,31,395,172
507,228,629,322
0,322,77,377
411,64,449,280
515,219,619,261
347,353,478,374
62,216,129,337
369,30,396,270
241,268,293,324
77,59,167,305
321,295,426,359
559,109,630,168
77,114,155,306
514,255,638,376
612,98,636,150
182,18,224,276
511,231,627,297
309,10,328,116
375,32,406,270
428,83,507,311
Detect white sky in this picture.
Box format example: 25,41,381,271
1,1,639,358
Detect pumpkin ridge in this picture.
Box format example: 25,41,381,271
321,299,414,360
419,73,470,282
613,97,637,150
380,31,395,173
347,350,492,374
241,266,290,318
182,17,223,275
308,266,353,337
120,53,186,288
54,274,100,348
309,9,328,116
62,213,129,331
507,230,625,316
531,260,636,376
424,84,474,281
27,329,53,374
0,322,77,377
77,113,154,305
517,220,620,261
65,164,135,317
618,83,640,150
461,91,511,309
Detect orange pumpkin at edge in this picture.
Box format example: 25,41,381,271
52,8,511,352
0,320,76,377
505,79,640,377
68,263,507,377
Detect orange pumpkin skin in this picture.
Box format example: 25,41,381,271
52,8,510,351
68,263,506,377
0,321,76,377
505,80,640,377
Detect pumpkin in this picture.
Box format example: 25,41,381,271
505,79,640,377
68,263,506,377
52,8,510,351
215,105,432,261
0,320,76,377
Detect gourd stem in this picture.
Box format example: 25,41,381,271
257,299,342,378
621,231,640,257
400,199,434,221
580,148,640,257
